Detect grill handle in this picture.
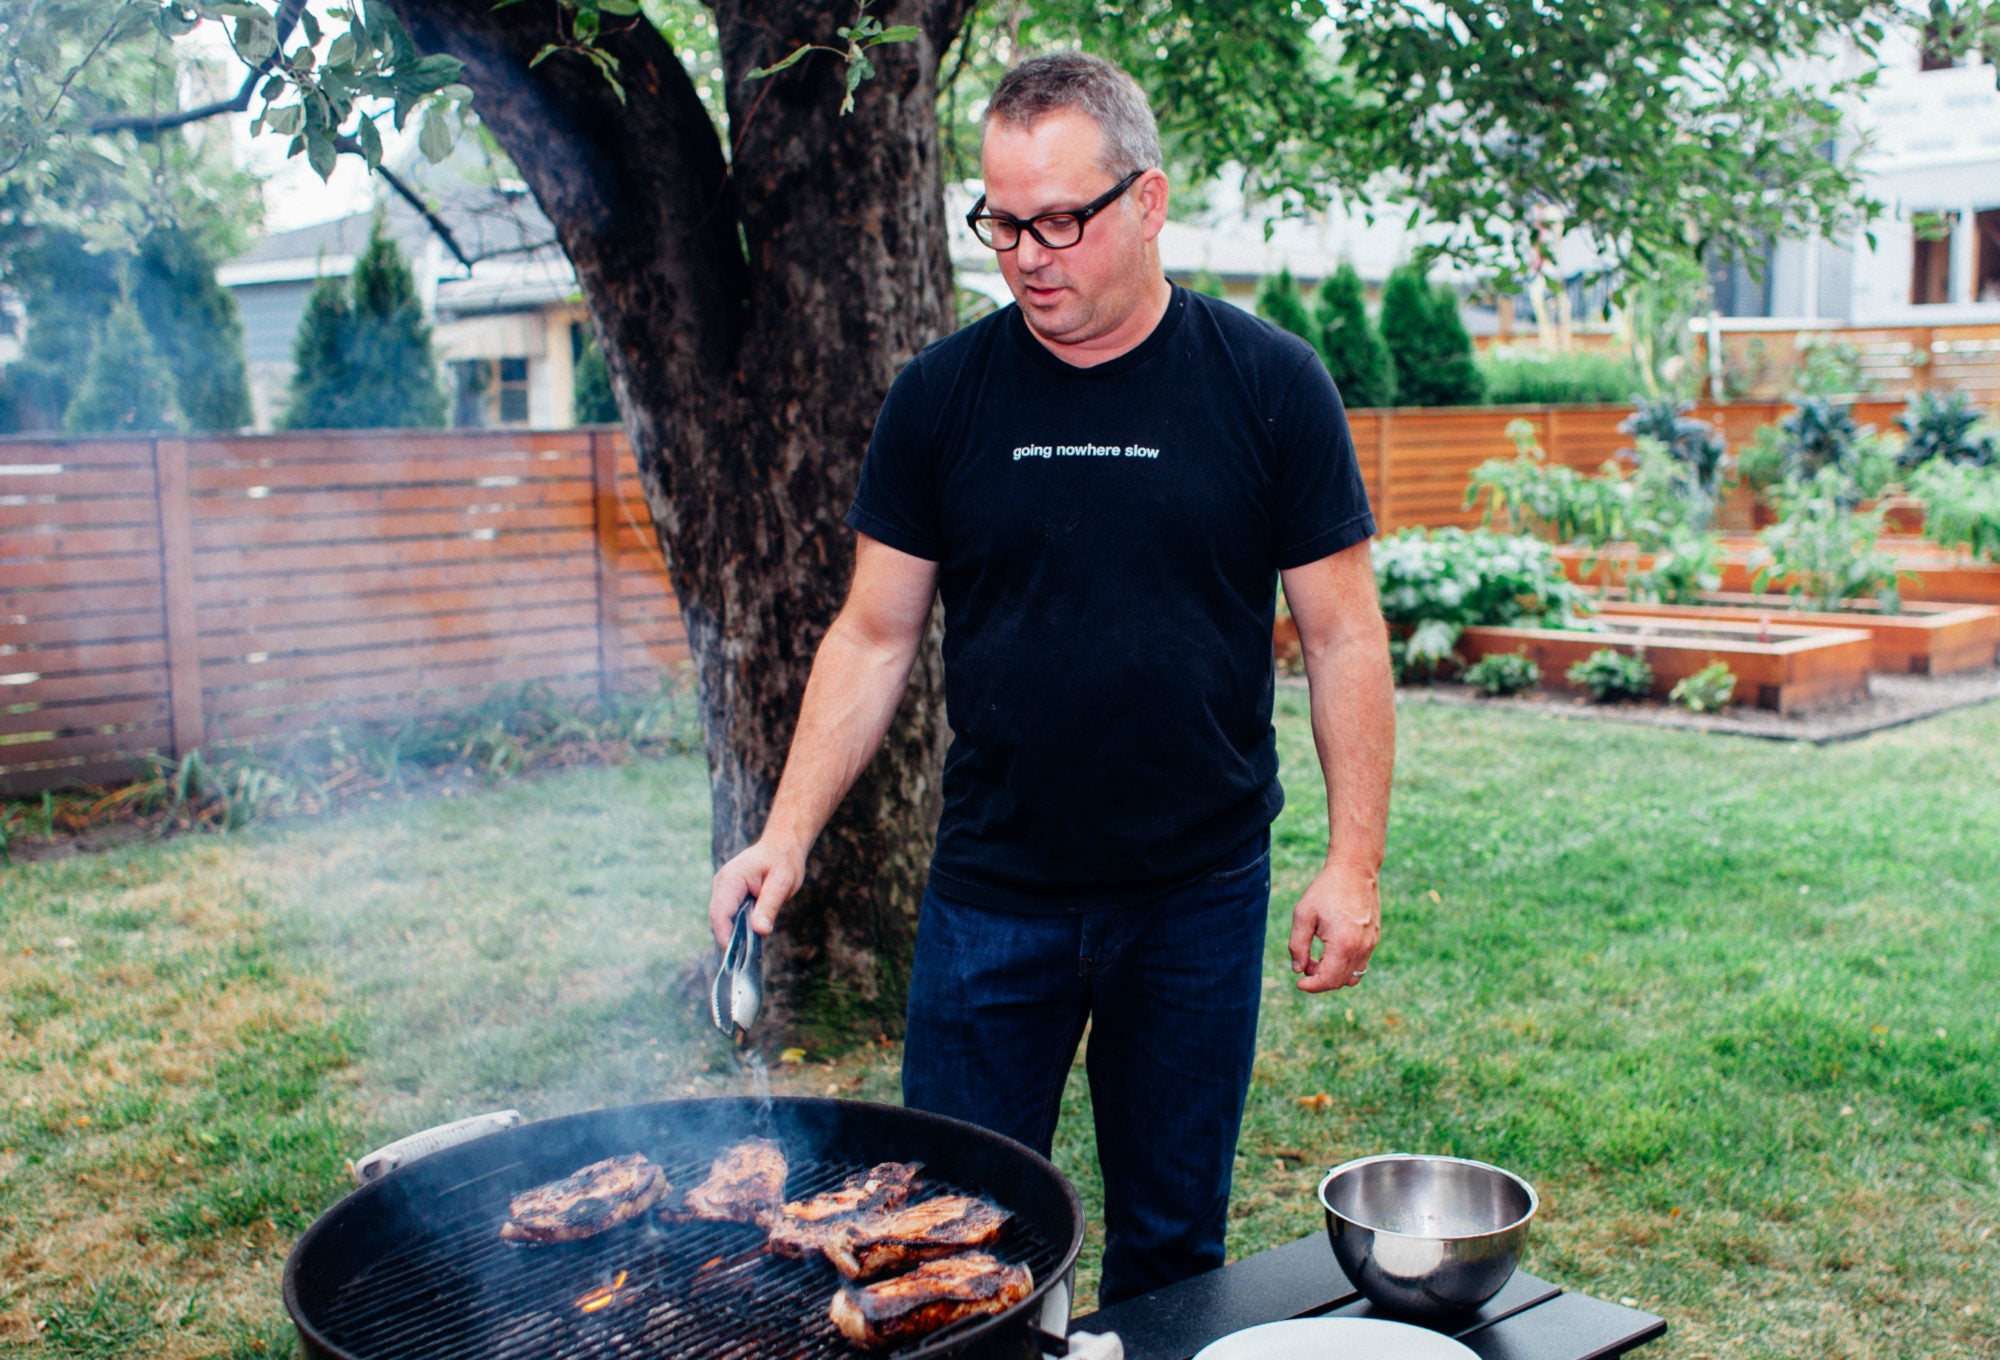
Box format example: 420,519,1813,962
351,1110,524,1187
1039,1330,1124,1360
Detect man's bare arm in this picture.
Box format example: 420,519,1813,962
707,534,939,945
1278,539,1396,993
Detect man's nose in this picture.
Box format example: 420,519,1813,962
1014,233,1053,272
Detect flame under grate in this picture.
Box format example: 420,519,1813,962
312,1154,1066,1360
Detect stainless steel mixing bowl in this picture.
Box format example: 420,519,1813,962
1317,1153,1538,1321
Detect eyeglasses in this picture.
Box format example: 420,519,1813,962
966,169,1145,251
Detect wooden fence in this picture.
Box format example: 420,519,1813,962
2,428,683,794
1693,323,2000,407
0,395,1933,793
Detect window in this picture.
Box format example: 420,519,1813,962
449,357,533,427
498,357,531,424
1979,210,2000,303
1911,212,1957,305
1919,17,1962,70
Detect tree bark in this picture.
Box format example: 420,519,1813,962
390,0,970,1043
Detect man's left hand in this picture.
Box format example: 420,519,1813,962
1288,862,1381,993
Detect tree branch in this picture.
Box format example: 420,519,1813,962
327,133,474,272
88,0,309,135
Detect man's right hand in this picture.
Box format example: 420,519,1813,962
709,839,808,947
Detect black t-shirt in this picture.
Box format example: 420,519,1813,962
847,285,1374,912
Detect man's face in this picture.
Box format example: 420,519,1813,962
979,110,1166,348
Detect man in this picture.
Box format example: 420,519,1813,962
709,51,1394,1305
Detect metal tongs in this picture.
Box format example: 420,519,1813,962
710,896,764,1045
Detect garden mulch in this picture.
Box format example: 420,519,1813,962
1373,663,2000,743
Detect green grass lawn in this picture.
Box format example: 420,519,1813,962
1,696,1995,1356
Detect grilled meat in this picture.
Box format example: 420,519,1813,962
828,1252,1033,1351
767,1162,923,1259
680,1136,789,1228
500,1153,669,1244
822,1194,1012,1282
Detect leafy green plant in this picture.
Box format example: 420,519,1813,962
1463,650,1541,696
1466,422,1630,545
1620,399,1730,522
1256,267,1319,352
1627,528,1723,603
1755,469,1906,612
1566,647,1655,702
1389,619,1462,684
1670,661,1737,713
1373,528,1585,631
1315,262,1395,409
1895,391,1996,469
1479,348,1641,405
1789,334,1870,399
1380,265,1483,407
1912,460,2000,563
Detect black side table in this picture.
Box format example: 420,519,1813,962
1071,1234,1667,1360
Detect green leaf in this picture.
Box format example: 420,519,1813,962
573,8,599,41
326,32,356,68
285,134,305,159
306,130,337,180
529,43,561,68
357,114,383,167
747,44,814,79
868,24,920,44
260,75,286,101
600,0,641,13
418,106,454,163
211,2,268,17
299,7,319,44
265,102,304,134
291,43,316,73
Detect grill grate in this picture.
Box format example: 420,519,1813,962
313,1152,1066,1360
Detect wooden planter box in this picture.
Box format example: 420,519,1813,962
1593,594,2000,675
1459,617,1874,713
1555,544,2000,607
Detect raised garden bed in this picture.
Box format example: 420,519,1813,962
1593,594,2000,676
1554,544,2000,606
1459,617,1874,713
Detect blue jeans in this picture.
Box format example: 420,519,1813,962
902,834,1271,1306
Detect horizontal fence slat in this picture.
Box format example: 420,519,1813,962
183,430,593,466
200,627,603,692
5,614,166,652
193,532,595,578
189,557,598,609
188,454,592,492
199,578,600,637
198,602,601,665
0,496,166,530
2,637,169,676
0,725,176,766
190,480,595,518
0,666,171,707
0,695,171,738
0,438,157,467
3,581,167,622
187,503,597,551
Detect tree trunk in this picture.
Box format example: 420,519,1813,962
391,0,972,1043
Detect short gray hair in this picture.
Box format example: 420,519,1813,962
985,51,1162,179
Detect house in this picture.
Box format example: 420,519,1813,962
1711,28,2000,326
219,146,586,432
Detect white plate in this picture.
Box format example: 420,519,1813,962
1192,1317,1480,1360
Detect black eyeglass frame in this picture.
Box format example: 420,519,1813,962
965,169,1147,251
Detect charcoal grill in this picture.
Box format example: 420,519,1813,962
285,1097,1086,1360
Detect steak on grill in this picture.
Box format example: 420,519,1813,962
828,1252,1034,1352
822,1194,1012,1282
679,1136,789,1228
498,1153,669,1244
767,1162,923,1259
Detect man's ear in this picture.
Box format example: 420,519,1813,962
1138,169,1170,240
